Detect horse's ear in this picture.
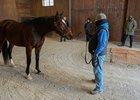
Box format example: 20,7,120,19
59,12,63,19
60,11,63,17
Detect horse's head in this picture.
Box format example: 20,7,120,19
54,12,73,40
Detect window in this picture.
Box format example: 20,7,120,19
42,0,54,6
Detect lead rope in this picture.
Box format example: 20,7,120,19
84,40,93,64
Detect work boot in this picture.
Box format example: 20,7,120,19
90,88,103,95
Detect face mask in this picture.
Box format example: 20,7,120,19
128,17,132,21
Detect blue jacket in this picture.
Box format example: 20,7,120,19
95,22,109,56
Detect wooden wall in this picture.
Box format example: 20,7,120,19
71,0,127,41
16,0,31,21
71,0,139,41
71,0,96,39
0,0,139,41
30,0,69,18
0,0,18,20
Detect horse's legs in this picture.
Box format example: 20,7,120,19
8,44,16,67
35,46,42,73
25,46,32,80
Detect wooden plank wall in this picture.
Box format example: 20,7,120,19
0,0,31,21
30,0,69,18
0,0,18,20
71,0,127,41
0,0,139,41
16,0,31,21
71,0,96,39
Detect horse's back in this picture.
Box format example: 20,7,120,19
0,19,20,31
0,20,16,39
0,19,34,46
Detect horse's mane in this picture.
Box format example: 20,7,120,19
21,16,55,26
21,16,57,36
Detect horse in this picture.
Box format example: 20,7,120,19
0,12,73,80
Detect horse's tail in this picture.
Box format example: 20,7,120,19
0,20,11,64
2,41,9,64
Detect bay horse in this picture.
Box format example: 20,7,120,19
0,12,73,80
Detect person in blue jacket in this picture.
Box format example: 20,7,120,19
90,13,109,95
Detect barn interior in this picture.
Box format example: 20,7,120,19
0,0,140,100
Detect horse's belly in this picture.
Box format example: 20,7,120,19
8,40,26,47
7,36,26,47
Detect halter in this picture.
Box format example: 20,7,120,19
54,18,70,36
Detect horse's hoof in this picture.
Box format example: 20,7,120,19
10,59,16,67
13,65,17,68
25,74,32,80
7,63,16,68
36,69,41,74
36,71,41,74
11,64,16,68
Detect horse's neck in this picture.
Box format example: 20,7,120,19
29,17,56,36
34,24,55,36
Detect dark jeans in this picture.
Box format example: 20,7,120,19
60,36,66,42
86,33,93,42
121,34,133,47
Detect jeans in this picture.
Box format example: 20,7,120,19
92,55,106,92
121,34,133,47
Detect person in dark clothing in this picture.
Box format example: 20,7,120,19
84,18,94,41
120,16,137,48
90,13,109,95
60,17,69,42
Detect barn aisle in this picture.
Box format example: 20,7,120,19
0,37,140,100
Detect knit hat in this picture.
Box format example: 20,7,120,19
96,13,107,21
